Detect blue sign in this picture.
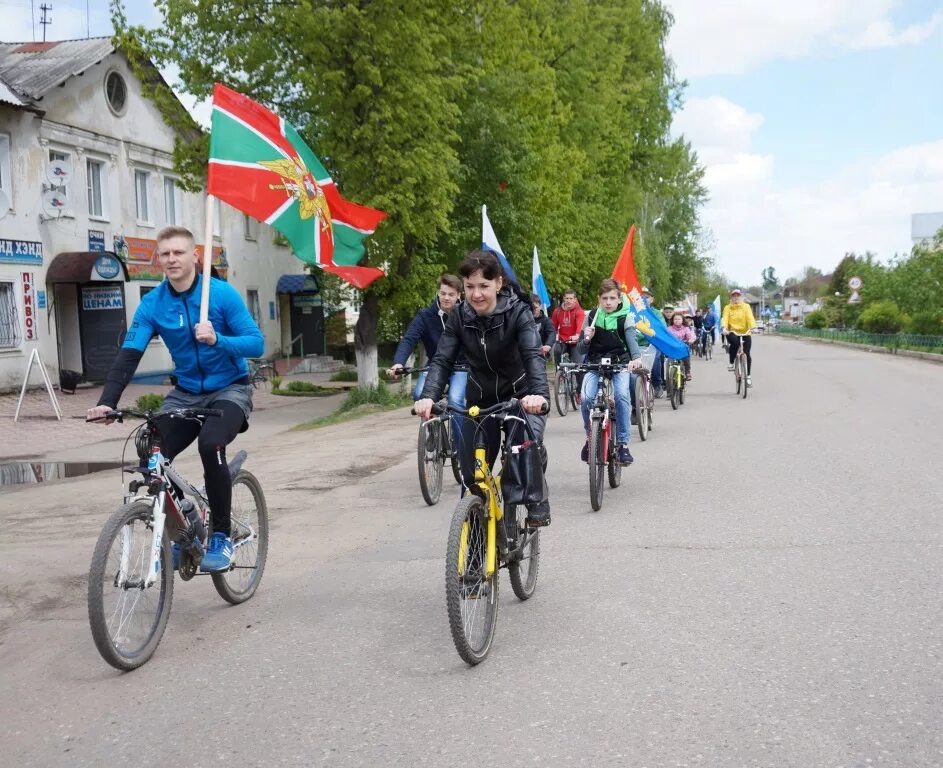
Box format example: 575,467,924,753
94,254,121,280
88,230,106,253
37,290,46,309
0,239,42,265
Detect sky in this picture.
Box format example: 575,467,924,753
4,1,942,285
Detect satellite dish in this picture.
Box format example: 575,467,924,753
41,190,67,218
46,159,72,186
0,188,9,221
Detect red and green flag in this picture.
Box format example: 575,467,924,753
207,83,387,289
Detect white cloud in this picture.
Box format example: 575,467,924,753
674,96,943,283
666,0,941,77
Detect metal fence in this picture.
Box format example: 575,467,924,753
775,325,943,352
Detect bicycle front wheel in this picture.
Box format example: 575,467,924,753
505,504,540,601
635,377,648,441
739,356,749,399
418,420,445,505
88,500,174,671
445,495,498,665
213,470,269,604
668,369,679,410
554,370,569,417
588,416,605,511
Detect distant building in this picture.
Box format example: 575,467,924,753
0,39,325,392
911,212,943,246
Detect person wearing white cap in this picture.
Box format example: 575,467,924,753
721,288,757,385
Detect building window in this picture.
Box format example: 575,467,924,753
163,177,180,225
0,281,22,349
105,70,128,115
246,289,262,327
87,158,107,219
0,134,11,202
244,213,258,241
48,149,70,194
134,169,150,224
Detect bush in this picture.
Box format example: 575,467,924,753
271,375,282,391
907,310,943,336
330,369,358,382
804,310,828,329
286,380,322,392
135,393,165,412
339,382,411,413
856,300,908,334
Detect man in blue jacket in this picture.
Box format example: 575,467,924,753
87,226,264,572
387,274,467,406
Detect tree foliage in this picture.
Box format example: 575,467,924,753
114,0,708,368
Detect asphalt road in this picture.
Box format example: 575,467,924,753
0,336,940,767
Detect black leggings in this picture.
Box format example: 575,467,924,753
727,333,752,374
458,411,547,506
156,401,246,535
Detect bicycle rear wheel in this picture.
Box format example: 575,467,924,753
569,372,581,409
554,370,569,417
679,376,686,406
445,495,498,665
607,421,622,489
588,416,605,511
444,420,462,485
88,500,173,671
635,377,648,441
212,470,269,604
505,504,540,601
738,356,749,399
418,420,445,505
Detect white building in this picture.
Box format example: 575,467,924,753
0,38,325,392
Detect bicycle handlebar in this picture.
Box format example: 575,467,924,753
86,407,224,424
389,363,468,378
411,398,550,418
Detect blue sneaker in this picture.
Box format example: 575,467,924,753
200,533,233,572
617,445,634,466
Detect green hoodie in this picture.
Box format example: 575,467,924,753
592,294,633,331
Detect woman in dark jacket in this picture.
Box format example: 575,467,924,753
415,250,552,526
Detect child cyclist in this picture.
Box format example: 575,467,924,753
577,278,643,466
668,312,696,380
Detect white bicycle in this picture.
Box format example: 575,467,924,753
86,407,268,670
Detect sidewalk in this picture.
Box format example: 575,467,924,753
0,371,346,461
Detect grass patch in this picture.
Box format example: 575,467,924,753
135,393,165,411
272,380,335,397
294,383,411,430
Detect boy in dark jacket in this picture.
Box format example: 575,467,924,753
531,294,557,357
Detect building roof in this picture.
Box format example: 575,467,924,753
0,76,26,106
0,38,115,103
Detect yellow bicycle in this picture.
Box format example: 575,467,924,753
421,398,545,665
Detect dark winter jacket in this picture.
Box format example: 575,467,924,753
421,288,550,407
533,310,557,347
392,299,453,366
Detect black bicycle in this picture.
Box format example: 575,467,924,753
247,358,277,389
86,407,268,670
391,366,463,505
553,353,581,416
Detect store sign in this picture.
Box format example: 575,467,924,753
94,254,121,279
22,272,37,340
0,239,43,265
81,285,124,311
88,230,106,253
292,294,322,308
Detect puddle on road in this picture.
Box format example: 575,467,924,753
0,461,124,488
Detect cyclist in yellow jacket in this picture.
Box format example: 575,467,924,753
721,288,757,386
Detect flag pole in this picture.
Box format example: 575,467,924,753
200,194,215,323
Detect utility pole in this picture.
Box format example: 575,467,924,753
39,3,52,42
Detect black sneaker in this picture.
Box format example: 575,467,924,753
580,440,589,463
631,411,638,425
617,445,634,466
526,500,551,527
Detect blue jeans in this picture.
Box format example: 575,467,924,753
413,371,468,456
581,370,635,445
651,350,665,387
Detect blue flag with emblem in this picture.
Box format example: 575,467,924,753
711,295,721,343
481,204,520,284
532,246,550,311
611,225,689,359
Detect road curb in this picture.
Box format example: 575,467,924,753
775,334,943,365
